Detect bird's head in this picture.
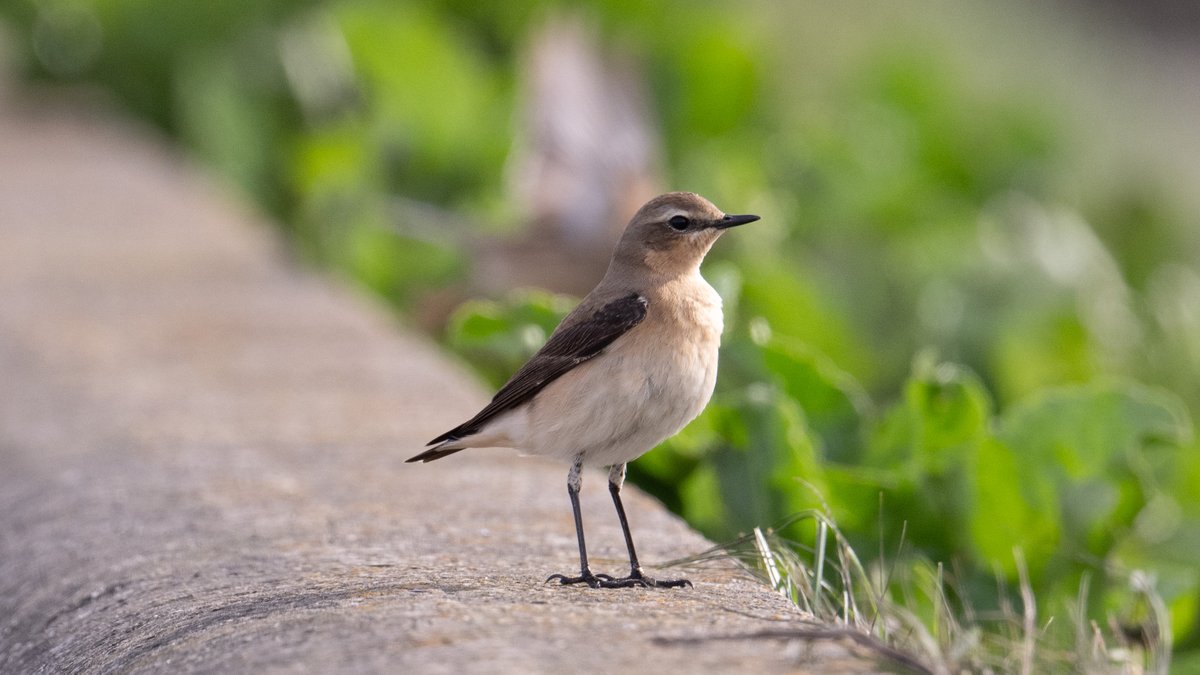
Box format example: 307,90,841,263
611,192,759,277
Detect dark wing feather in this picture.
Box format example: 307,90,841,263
423,292,647,448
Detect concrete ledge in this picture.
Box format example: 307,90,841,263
0,95,850,672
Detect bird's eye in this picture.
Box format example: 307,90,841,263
667,215,690,231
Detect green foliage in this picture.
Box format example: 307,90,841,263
9,0,1200,666
444,289,575,387
669,513,1172,672
444,291,1200,665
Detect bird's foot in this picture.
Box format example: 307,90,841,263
546,568,691,589
546,570,614,588
606,567,693,589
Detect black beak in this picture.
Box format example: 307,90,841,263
714,213,760,229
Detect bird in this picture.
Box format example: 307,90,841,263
408,192,759,588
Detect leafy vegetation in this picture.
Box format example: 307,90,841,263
449,287,1197,671
6,0,1200,669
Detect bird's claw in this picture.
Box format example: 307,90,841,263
545,571,605,588
614,570,693,588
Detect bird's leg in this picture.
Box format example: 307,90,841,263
546,458,606,588
608,463,644,575
603,463,692,589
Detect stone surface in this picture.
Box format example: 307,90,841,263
0,91,866,672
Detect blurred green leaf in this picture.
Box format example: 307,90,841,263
341,225,464,306
997,382,1193,566
444,290,575,387
335,2,508,206
968,437,1061,578
654,8,760,143
859,358,993,560
678,462,726,536
738,265,871,381
289,122,379,200
867,357,992,475
749,330,871,463
999,382,1192,479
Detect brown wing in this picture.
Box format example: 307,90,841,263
420,293,648,446
421,292,648,449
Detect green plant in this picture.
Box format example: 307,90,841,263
443,289,1199,669
659,511,1172,674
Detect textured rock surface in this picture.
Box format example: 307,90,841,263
0,90,867,673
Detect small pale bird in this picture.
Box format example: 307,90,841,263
408,192,759,588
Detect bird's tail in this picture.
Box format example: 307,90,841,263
406,437,466,463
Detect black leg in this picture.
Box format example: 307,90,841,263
603,463,692,589
546,462,690,589
609,465,643,575
546,459,606,587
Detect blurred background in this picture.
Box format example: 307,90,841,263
2,0,1198,668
